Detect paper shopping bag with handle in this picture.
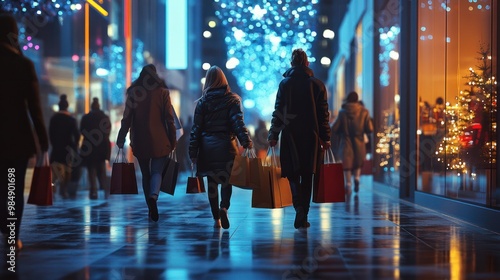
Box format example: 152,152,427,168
229,148,262,190
27,152,53,206
110,148,138,194
313,148,345,203
186,163,206,193
252,147,292,208
161,149,180,195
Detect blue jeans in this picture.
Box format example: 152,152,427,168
138,156,167,201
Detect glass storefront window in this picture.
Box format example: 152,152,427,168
417,0,498,207
374,3,401,188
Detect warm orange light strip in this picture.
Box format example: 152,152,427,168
124,0,132,87
84,3,90,113
86,0,108,17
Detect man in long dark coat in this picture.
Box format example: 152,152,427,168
268,48,331,229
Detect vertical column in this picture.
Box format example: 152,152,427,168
124,0,132,87
85,3,90,113
399,0,418,199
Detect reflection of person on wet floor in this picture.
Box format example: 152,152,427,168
331,91,373,193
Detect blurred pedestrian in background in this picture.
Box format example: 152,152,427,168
253,119,269,159
331,91,374,193
49,94,80,199
80,97,111,199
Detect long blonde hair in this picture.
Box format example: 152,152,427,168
202,66,231,96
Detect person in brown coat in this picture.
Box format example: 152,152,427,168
331,91,374,192
0,14,49,251
116,64,176,222
268,49,331,229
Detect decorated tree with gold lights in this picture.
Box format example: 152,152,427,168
436,45,497,171
435,90,474,171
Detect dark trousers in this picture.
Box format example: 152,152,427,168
207,174,232,220
0,158,29,242
288,173,314,215
87,160,106,194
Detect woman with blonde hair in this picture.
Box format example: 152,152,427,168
189,66,253,229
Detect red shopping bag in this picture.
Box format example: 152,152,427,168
27,153,53,206
110,149,138,194
313,148,346,203
361,154,374,175
186,164,206,194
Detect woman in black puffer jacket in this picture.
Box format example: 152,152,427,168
189,66,253,229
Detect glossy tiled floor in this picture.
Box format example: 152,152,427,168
3,171,500,280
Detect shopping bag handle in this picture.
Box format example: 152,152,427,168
242,147,257,158
324,148,336,164
263,146,280,167
36,152,50,167
170,149,177,162
190,163,196,177
114,148,129,163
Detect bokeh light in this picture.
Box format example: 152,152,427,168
214,0,318,118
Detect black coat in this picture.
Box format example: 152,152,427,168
189,87,252,176
0,43,48,160
268,66,330,177
80,109,111,164
49,111,79,164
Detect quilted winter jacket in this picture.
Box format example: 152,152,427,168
189,87,252,176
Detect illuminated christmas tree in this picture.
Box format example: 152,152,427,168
466,45,497,167
435,90,474,171
436,45,497,171
213,0,318,118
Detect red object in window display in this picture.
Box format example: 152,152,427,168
459,123,482,147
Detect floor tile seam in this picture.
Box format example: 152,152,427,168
368,191,455,250
394,224,437,250
60,243,141,275
224,211,251,239
371,188,500,236
336,247,358,279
